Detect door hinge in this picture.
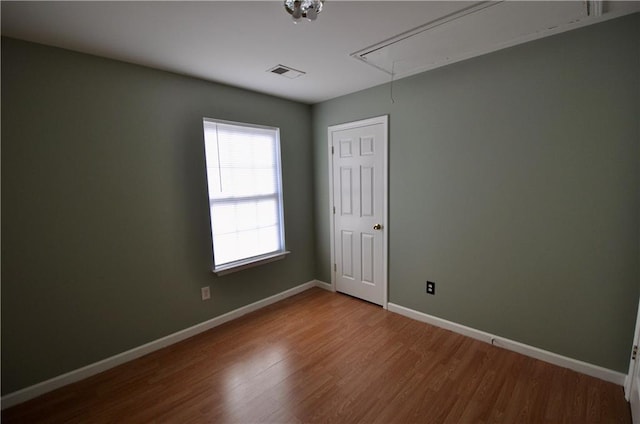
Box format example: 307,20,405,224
333,206,335,214
633,345,638,360
331,146,334,154
334,264,337,272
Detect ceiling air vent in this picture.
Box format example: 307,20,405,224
268,65,306,79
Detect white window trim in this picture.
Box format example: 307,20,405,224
203,118,288,275
213,251,291,276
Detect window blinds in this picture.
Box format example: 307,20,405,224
203,119,285,268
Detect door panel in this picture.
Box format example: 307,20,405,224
340,167,353,215
330,118,387,306
341,230,354,279
361,166,374,216
361,233,374,284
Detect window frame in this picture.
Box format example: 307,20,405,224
202,118,289,275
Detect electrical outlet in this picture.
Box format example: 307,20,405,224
201,286,211,301
426,281,436,295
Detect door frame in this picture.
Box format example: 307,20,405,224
328,115,389,309
625,297,640,422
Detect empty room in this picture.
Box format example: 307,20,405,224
2,1,639,422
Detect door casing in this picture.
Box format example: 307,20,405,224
625,298,640,422
328,115,389,309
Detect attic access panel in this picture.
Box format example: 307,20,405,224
351,1,591,78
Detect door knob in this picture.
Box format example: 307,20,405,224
373,224,382,230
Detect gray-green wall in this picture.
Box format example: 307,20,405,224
313,14,640,372
3,13,639,397
1,38,314,394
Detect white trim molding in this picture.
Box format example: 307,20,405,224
388,302,626,386
2,280,322,410
314,280,334,292
626,374,631,401
328,115,389,309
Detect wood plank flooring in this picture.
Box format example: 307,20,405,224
2,288,631,423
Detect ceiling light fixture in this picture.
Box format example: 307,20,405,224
284,0,324,23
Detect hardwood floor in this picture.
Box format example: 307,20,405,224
2,288,631,423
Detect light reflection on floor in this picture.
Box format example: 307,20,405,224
221,344,291,421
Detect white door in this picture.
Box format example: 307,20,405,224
329,116,388,307
626,299,640,422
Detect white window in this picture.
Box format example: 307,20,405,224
202,118,288,274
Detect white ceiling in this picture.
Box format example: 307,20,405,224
2,1,638,104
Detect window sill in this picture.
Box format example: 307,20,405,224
213,251,290,276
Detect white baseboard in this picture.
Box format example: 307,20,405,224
9,285,620,410
1,280,320,410
387,302,626,386
313,280,334,292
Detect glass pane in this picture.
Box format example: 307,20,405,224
235,201,258,232
203,119,285,268
231,168,258,196
256,199,278,227
258,225,280,253
211,205,237,236
213,232,240,265
203,127,220,168
251,137,276,168
206,168,222,198
236,230,260,258
254,169,277,195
